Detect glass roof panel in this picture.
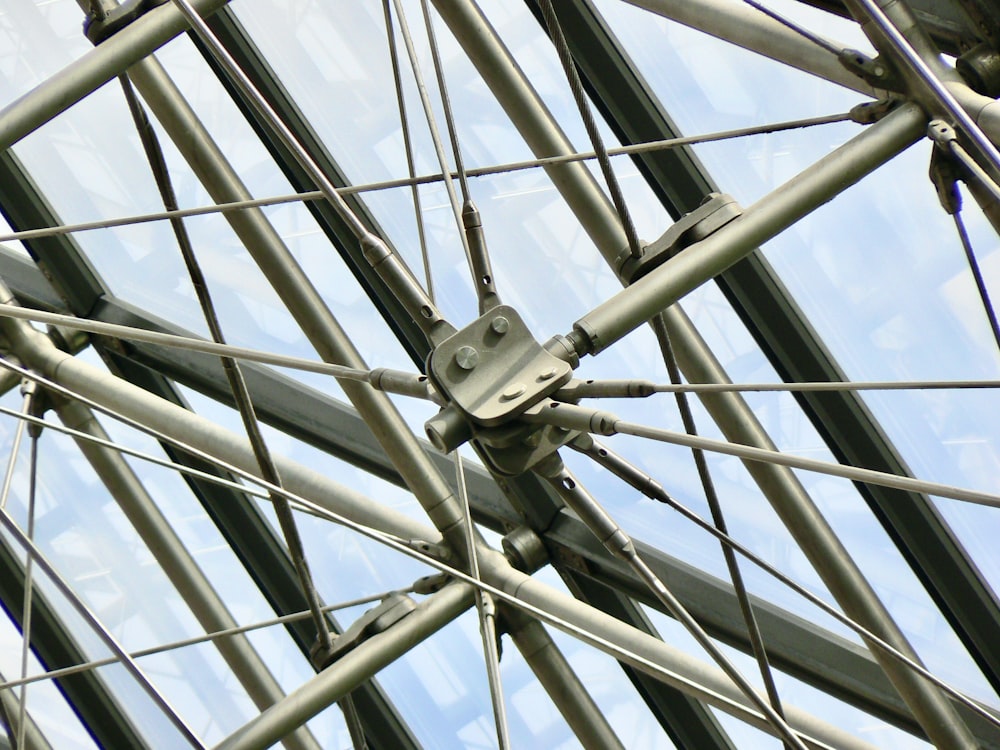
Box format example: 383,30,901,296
1,0,999,747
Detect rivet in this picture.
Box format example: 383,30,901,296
491,316,510,335
538,367,558,381
501,382,527,400
455,346,479,370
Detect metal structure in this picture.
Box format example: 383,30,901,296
0,0,997,747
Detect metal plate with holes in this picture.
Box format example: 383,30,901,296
427,305,572,426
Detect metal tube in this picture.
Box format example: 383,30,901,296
0,0,229,151
52,398,321,750
214,581,475,750
848,0,1000,172
504,609,626,750
0,314,890,749
623,0,879,97
569,103,924,355
478,555,879,750
0,301,437,548
0,671,51,750
122,56,469,551
421,6,968,744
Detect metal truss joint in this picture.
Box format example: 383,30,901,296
957,42,1000,96
310,592,417,670
84,0,169,45
616,193,742,285
501,525,548,573
838,48,903,91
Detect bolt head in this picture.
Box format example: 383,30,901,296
490,316,510,335
455,345,479,370
538,367,558,381
501,382,527,400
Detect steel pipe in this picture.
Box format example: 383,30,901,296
52,398,321,750
624,0,879,97
0,0,229,152
214,581,476,750
421,4,971,744
504,608,626,750
568,102,924,355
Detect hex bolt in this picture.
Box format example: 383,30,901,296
490,316,510,335
538,367,558,381
501,383,526,400
455,345,479,370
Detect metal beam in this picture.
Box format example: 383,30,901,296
9,269,982,745
52,397,321,750
0,533,148,749
546,0,1000,701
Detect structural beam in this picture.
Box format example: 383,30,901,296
52,397,321,750
0,0,230,152
547,0,1000,701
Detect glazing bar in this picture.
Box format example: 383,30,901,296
566,102,924,356
0,0,228,151
624,0,878,96
52,398,321,750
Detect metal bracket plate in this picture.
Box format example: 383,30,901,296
427,305,572,427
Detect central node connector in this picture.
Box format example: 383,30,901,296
424,305,575,475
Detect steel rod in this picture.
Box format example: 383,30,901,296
571,433,1000,734
0,114,849,245
0,507,205,748
524,400,1000,506
0,589,412,692
52,398,321,750
565,103,925,356
120,71,334,658
382,0,435,299
454,452,511,750
0,385,32,510
123,54,467,548
16,425,40,750
623,0,878,96
389,0,476,287
536,456,808,750
650,315,789,738
427,6,964,742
